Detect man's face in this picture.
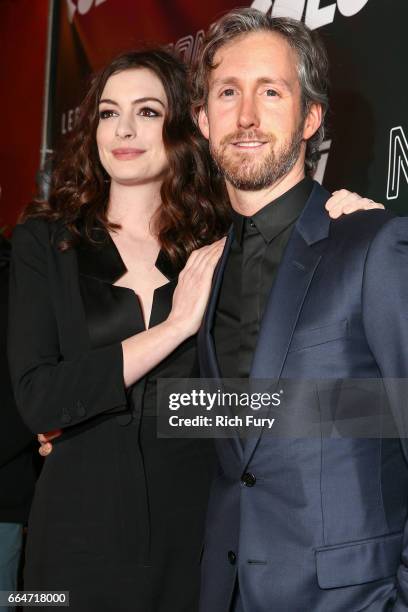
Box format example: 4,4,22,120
198,31,320,191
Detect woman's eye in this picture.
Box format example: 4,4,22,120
99,109,117,119
138,107,160,117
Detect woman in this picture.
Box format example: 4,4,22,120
9,48,379,612
8,49,228,612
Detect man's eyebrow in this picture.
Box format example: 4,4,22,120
210,77,241,88
99,97,166,107
257,77,293,91
210,76,293,91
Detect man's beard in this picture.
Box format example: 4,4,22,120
209,122,305,191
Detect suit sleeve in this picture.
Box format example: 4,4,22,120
7,222,128,434
362,216,408,609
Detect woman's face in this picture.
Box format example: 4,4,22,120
96,68,168,186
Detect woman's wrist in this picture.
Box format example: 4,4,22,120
163,314,194,343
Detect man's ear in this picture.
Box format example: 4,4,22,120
198,106,210,140
302,103,322,141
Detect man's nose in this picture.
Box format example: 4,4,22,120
237,95,260,130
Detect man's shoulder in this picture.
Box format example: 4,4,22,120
329,208,396,246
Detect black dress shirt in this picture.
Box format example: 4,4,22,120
213,177,314,378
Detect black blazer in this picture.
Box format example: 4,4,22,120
8,218,216,611
0,235,36,523
8,219,130,432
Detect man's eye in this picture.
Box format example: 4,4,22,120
99,109,117,119
139,107,160,117
221,89,235,97
266,89,278,97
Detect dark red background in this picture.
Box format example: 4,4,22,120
0,0,48,233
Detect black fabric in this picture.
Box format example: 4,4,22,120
0,234,37,523
8,220,216,611
213,177,314,378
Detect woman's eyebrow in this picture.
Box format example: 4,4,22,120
99,97,166,107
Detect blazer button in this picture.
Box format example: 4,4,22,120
241,472,256,487
61,411,72,424
228,550,236,565
116,413,133,426
76,400,86,417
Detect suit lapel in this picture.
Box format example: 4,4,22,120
198,226,244,463
198,225,234,380
243,182,331,465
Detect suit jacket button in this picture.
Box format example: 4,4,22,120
61,411,72,424
76,400,86,417
228,550,236,565
116,413,133,426
241,472,256,487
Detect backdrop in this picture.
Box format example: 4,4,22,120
1,0,407,229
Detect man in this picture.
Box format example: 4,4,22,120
194,8,408,612
0,233,37,611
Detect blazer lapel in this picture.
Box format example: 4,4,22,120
198,225,234,380
76,228,145,350
76,226,180,348
198,226,244,463
244,182,332,465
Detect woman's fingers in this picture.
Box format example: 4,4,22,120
169,237,226,336
39,442,52,456
38,429,63,442
182,238,226,274
326,190,384,219
37,428,63,456
178,239,225,289
187,238,225,279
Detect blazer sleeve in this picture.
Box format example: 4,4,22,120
7,221,128,434
0,264,34,465
362,216,408,610
0,393,34,467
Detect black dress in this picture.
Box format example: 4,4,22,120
8,219,216,612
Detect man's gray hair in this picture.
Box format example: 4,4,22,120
191,8,330,175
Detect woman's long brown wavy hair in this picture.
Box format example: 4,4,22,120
22,48,230,266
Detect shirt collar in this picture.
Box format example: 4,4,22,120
232,176,314,245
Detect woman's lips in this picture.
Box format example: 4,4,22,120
111,148,145,160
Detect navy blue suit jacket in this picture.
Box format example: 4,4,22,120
198,182,408,612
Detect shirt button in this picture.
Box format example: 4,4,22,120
228,550,237,565
241,472,256,487
249,220,255,228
